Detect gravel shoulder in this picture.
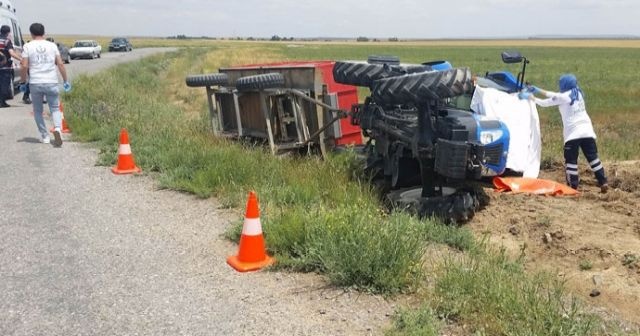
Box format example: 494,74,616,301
0,49,395,335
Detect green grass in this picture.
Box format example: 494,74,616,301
622,254,638,268
579,259,594,271
225,198,475,293
389,245,611,335
387,306,441,336
434,250,597,335
60,43,634,334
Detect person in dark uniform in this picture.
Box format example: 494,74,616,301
0,25,22,107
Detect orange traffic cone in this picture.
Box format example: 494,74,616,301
59,102,71,133
60,118,71,134
227,191,275,272
50,101,71,134
111,128,142,174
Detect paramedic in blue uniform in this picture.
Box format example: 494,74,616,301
527,74,608,193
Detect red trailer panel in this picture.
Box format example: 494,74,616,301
223,61,362,146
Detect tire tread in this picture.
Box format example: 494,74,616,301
185,73,230,87
371,68,474,104
235,73,285,91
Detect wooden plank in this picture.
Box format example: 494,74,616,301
217,93,237,132
275,96,289,140
294,96,311,142
259,92,277,155
232,91,243,137
206,87,219,135
238,93,267,133
291,97,304,144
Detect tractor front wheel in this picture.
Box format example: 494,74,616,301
385,186,489,224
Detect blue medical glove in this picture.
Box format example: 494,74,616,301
63,81,72,92
18,83,27,92
526,85,540,94
518,91,532,100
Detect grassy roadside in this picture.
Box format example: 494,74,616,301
62,44,624,334
388,248,603,335
66,46,472,293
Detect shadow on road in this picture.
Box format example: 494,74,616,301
17,137,42,144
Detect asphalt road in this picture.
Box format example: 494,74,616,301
0,48,393,335
64,48,177,81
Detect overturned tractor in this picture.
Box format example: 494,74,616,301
334,52,531,223
186,52,533,223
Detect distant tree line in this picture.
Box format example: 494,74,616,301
167,35,217,40
270,35,295,41
166,35,404,42
357,36,400,42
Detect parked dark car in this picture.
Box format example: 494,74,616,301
57,42,71,64
108,37,132,52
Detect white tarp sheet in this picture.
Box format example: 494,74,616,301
470,86,541,178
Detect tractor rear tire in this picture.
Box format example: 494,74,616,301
371,67,474,105
385,186,488,224
367,55,400,65
185,73,229,87
333,61,402,87
333,61,430,88
235,73,285,92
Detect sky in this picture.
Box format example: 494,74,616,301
14,0,640,39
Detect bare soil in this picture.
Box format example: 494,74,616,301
472,160,640,327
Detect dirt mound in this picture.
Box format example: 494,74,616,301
608,161,640,195
472,161,640,328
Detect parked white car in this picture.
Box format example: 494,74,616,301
69,40,101,59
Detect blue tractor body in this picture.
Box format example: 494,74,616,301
485,71,521,93
473,114,510,175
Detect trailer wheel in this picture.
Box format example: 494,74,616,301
185,73,229,87
235,73,285,92
385,186,488,224
367,55,400,65
371,67,474,105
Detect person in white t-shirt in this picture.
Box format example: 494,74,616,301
20,22,70,147
526,74,608,193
